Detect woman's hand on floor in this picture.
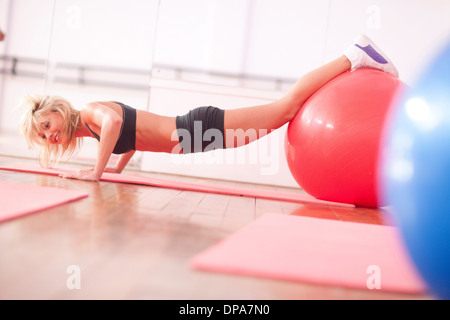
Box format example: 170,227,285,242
104,166,122,174
59,168,100,182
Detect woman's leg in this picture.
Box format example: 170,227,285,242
223,34,400,149
224,55,351,148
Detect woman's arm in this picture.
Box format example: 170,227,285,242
61,102,123,181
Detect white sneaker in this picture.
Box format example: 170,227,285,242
343,34,399,77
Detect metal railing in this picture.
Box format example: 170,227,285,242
0,55,296,91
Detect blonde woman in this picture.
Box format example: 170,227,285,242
19,35,398,181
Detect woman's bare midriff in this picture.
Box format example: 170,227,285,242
135,110,180,153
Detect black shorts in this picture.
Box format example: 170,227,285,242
176,106,225,154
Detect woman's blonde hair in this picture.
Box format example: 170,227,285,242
18,94,82,167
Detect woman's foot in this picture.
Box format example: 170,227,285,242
343,34,399,77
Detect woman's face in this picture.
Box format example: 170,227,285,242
38,111,68,145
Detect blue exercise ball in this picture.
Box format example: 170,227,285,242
380,41,450,299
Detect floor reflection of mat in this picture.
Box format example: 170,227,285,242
191,213,426,294
0,162,355,208
0,180,88,223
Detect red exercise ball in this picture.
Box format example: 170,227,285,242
285,69,404,207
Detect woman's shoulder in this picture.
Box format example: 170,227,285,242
80,101,125,124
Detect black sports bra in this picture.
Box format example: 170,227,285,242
85,102,136,154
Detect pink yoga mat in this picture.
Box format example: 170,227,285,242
191,213,427,294
0,163,355,208
0,180,88,223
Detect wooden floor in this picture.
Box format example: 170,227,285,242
0,155,431,300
